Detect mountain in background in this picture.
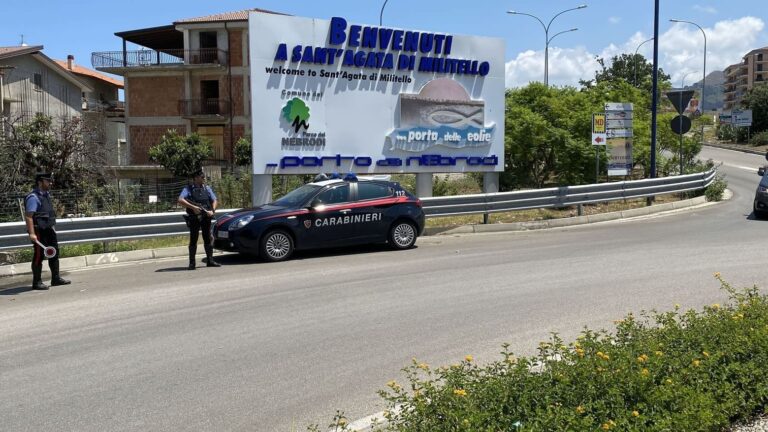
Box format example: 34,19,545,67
684,70,725,111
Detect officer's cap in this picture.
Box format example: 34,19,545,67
35,173,53,182
191,169,205,178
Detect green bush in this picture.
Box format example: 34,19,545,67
750,131,768,147
315,277,768,432
705,174,728,202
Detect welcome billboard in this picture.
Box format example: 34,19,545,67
249,13,505,174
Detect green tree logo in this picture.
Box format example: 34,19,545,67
281,98,310,133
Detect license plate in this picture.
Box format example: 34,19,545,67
217,231,229,239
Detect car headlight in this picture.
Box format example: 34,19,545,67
229,215,254,231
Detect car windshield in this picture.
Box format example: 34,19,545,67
272,184,321,207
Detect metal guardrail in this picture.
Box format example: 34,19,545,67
0,170,717,251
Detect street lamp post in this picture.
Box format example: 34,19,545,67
379,0,390,26
670,20,707,112
634,37,654,86
507,5,587,87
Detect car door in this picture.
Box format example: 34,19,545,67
304,183,354,248
351,181,396,242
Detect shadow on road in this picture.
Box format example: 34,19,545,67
0,285,38,296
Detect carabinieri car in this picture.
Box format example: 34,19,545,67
213,174,425,261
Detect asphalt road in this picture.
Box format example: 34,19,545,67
1,146,766,431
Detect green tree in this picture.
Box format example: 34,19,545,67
581,54,671,92
148,130,213,177
0,113,107,192
743,84,768,133
234,135,252,167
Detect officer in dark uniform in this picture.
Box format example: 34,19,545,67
178,170,221,270
24,173,70,290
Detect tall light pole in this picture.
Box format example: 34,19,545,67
379,0,390,26
634,37,654,86
507,5,587,87
670,19,707,112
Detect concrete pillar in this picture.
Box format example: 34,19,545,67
416,173,433,198
252,174,272,206
483,172,499,194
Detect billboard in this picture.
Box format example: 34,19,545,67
248,13,505,174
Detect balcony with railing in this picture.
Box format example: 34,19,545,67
91,48,227,71
179,98,230,117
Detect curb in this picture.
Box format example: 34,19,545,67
704,142,766,156
1,193,727,280
423,194,714,237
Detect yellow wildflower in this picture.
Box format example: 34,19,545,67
451,363,461,369
576,405,585,414
453,389,467,397
462,419,470,427
714,272,721,278
702,351,710,358
417,362,429,371
666,378,673,384
637,354,649,363
711,303,720,310
632,410,640,417
337,418,348,427
692,359,701,367
575,348,585,358
655,351,664,357
641,368,650,376
465,355,473,363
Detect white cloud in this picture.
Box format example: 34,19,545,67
505,46,600,88
693,5,718,14
504,16,765,88
662,16,764,84
608,16,622,25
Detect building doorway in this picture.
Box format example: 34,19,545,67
197,125,225,160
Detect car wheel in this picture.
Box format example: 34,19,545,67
260,229,294,262
755,206,768,220
388,220,417,250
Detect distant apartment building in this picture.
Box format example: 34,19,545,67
723,46,768,111
0,45,90,126
91,9,278,176
54,55,126,166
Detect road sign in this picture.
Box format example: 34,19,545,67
592,113,606,134
605,111,633,120
719,114,733,124
604,103,634,111
606,119,632,128
666,90,695,115
607,129,633,138
592,133,607,146
670,115,692,135
732,109,753,127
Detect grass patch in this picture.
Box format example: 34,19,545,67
314,276,768,431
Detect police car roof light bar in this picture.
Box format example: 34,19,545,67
313,173,329,182
343,173,358,182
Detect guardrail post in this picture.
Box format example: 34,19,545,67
577,204,584,216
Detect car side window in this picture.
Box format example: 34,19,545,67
358,182,394,201
314,184,350,205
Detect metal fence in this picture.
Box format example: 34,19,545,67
91,49,227,69
0,170,717,251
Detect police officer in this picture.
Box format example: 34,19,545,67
178,170,221,270
24,173,70,290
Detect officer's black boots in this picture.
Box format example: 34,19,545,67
32,264,48,290
49,259,70,285
188,244,197,270
206,259,221,267
204,244,220,267
51,277,71,286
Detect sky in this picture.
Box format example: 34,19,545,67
1,0,766,88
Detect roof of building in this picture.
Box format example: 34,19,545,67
745,46,768,57
0,45,44,60
0,45,92,92
53,59,124,88
173,8,284,24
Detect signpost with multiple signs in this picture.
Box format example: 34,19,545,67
604,103,634,176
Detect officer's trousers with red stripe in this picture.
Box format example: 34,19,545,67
31,227,61,284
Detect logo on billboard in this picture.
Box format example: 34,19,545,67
281,97,311,132
387,78,495,153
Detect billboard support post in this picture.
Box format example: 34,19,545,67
252,174,273,206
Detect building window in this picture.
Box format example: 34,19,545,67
33,73,42,91
759,64,764,72
759,53,764,61
758,74,764,82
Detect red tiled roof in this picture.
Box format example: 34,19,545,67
174,8,284,24
53,60,123,88
0,45,43,59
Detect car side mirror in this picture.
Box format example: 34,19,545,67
759,167,766,176
765,151,768,162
